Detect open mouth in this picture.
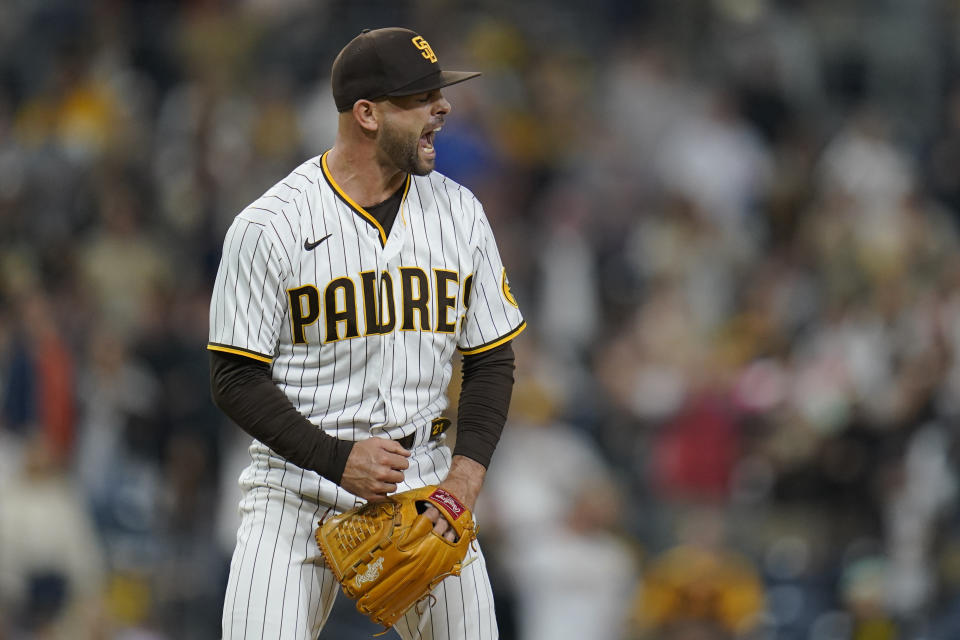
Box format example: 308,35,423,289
420,125,441,155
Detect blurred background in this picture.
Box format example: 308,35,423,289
1,0,960,638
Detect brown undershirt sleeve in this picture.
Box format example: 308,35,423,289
209,351,354,484
453,341,516,468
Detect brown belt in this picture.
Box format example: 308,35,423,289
397,417,451,449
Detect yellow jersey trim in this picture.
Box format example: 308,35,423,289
320,150,410,247
459,321,527,355
207,343,273,364
399,174,411,227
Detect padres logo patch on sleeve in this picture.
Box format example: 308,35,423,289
501,268,519,307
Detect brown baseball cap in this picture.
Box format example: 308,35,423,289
331,28,481,112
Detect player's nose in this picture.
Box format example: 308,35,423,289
433,91,451,116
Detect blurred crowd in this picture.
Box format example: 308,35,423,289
1,0,960,639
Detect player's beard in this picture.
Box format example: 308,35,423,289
379,119,434,176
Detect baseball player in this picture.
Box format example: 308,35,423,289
208,27,525,640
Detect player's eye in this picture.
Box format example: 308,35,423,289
417,90,441,103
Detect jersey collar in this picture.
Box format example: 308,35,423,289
320,150,411,247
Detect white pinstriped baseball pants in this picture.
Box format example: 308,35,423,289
221,448,498,640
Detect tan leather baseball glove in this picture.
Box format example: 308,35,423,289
315,485,477,629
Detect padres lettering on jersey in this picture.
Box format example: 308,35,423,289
208,150,525,493
286,266,465,344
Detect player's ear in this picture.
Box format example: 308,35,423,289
352,100,380,132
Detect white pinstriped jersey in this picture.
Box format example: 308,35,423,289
208,151,525,506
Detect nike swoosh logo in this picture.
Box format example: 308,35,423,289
304,234,332,250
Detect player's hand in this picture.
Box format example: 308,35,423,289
422,505,458,542
423,455,485,542
340,438,411,502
